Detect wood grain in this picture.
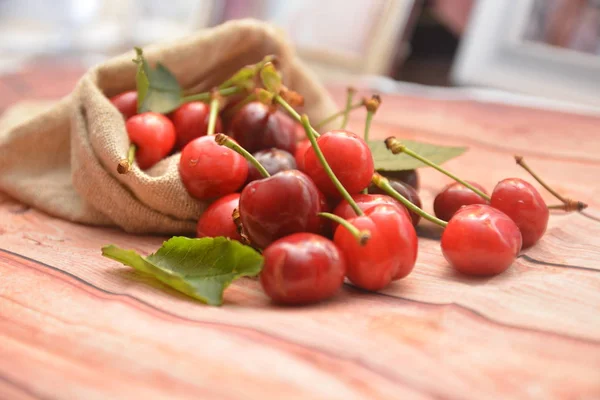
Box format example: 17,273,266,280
1,73,600,399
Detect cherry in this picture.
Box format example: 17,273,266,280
334,204,418,290
171,102,223,150
125,112,176,170
260,233,346,305
247,148,296,183
379,169,419,190
333,194,409,228
228,102,298,154
179,136,248,200
303,130,374,198
294,139,311,171
490,178,549,249
110,90,138,120
441,204,522,275
434,181,488,222
368,179,421,226
239,170,323,248
196,193,241,241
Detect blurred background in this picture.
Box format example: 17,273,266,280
1,0,599,110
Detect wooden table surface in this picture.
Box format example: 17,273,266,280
1,66,600,400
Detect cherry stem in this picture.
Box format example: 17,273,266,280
341,88,357,129
181,86,241,104
363,95,380,143
214,133,270,178
232,207,252,246
385,136,491,202
364,111,374,143
206,92,220,136
274,95,321,138
318,212,370,246
372,173,448,227
514,155,587,211
301,114,364,216
314,103,362,130
117,143,136,174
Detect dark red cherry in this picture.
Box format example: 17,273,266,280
229,102,299,154
333,194,409,230
171,102,223,149
179,136,248,200
434,181,488,222
110,90,138,120
441,204,522,276
369,179,421,226
196,193,241,241
303,130,374,198
294,139,311,171
125,112,176,170
334,204,418,290
239,170,323,248
220,93,246,132
490,178,549,249
379,169,419,190
247,148,297,183
260,233,346,305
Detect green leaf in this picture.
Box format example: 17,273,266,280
133,47,182,114
369,140,467,171
101,237,263,306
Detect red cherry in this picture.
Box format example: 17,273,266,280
379,169,419,190
333,194,409,229
125,112,176,170
368,179,421,226
171,102,223,149
229,102,298,154
247,148,296,183
434,181,488,222
179,136,248,200
260,233,346,305
490,178,549,249
334,204,418,290
441,204,522,275
239,170,323,249
303,130,374,198
294,139,311,171
110,90,138,120
196,193,241,241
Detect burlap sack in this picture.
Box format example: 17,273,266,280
0,19,339,235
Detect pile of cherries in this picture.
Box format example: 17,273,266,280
108,62,584,306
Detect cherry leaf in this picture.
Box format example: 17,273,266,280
369,140,467,171
133,47,182,114
101,237,263,306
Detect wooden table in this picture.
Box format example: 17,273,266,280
1,68,600,400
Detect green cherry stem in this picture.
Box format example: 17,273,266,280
274,95,321,138
206,92,220,136
314,102,362,130
372,173,448,227
215,133,270,178
385,136,491,202
181,86,241,103
340,88,357,129
363,95,380,142
117,143,136,174
301,114,363,216
318,212,370,245
515,155,587,211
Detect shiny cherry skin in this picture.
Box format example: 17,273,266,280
196,193,241,241
303,130,374,199
379,169,419,190
333,194,409,230
369,179,422,226
171,102,223,149
240,170,323,249
490,178,549,249
125,112,176,170
294,139,311,171
441,204,522,276
247,148,297,183
334,204,418,290
260,233,346,305
229,102,298,154
434,181,488,222
179,136,248,200
110,90,138,120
